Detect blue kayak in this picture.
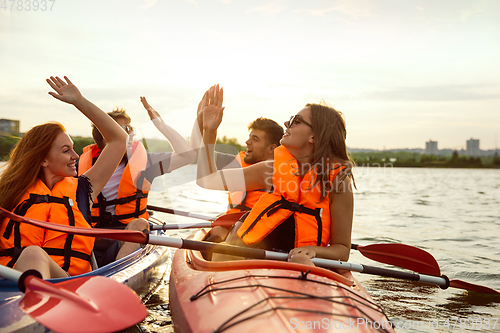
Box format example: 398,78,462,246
0,228,170,332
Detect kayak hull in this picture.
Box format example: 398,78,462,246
170,229,395,333
0,229,171,333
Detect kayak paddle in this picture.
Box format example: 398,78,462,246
351,243,441,276
0,264,147,333
149,213,244,230
147,205,246,222
147,206,441,275
2,207,498,296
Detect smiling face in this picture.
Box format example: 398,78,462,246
244,129,274,164
41,131,79,184
281,106,315,155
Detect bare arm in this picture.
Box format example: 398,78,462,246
325,177,354,261
196,85,272,192
188,90,208,154
140,96,196,172
47,76,127,203
287,176,354,262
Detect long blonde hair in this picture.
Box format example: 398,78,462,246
0,122,65,212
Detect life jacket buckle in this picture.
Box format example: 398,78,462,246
289,202,302,213
36,195,49,203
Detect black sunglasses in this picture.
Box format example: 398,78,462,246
288,114,312,128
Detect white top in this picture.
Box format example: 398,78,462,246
101,162,126,213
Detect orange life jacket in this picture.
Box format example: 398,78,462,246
0,178,94,275
78,142,150,227
226,151,267,214
237,146,346,248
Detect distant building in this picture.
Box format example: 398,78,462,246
425,140,438,155
466,138,480,157
0,118,20,135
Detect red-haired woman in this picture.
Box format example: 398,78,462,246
0,76,127,278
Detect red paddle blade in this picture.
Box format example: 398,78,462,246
20,275,147,333
353,243,441,276
449,279,500,295
212,211,247,228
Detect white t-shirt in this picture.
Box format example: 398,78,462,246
101,162,126,213
99,152,172,214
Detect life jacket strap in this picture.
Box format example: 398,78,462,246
0,247,26,267
93,191,148,207
92,207,148,227
240,196,323,246
2,193,78,271
43,247,92,265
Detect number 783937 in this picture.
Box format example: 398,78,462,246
442,317,498,330
1,0,56,11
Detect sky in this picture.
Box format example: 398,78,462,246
0,0,499,151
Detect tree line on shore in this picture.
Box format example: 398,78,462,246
349,150,500,168
1,134,499,168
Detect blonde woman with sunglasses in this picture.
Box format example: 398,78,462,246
197,85,355,266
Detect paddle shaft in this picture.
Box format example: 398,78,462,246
0,208,455,288
147,205,441,276
151,222,214,230
148,207,246,230
0,263,22,282
148,235,449,288
147,205,216,221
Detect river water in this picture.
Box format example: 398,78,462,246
142,164,500,333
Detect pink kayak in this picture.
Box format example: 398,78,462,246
169,229,395,333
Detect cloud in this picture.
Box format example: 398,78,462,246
183,0,199,7
247,0,288,16
140,0,157,9
362,85,500,102
294,1,375,19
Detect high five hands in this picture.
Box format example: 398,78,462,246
201,84,224,132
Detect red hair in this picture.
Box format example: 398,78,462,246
0,122,66,211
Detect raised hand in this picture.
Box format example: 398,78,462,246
46,76,83,105
196,90,209,130
202,84,224,132
140,96,160,120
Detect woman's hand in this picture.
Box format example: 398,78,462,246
202,84,224,132
140,96,160,120
197,90,209,124
46,76,83,105
288,246,318,262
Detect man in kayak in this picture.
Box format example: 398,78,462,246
196,85,355,266
206,117,283,244
78,98,197,267
224,117,284,214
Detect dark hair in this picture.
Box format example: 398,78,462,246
248,117,284,147
306,102,356,201
92,107,131,150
